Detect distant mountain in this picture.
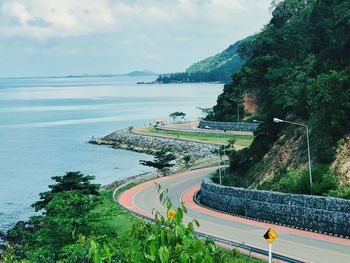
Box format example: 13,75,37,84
156,36,253,83
62,70,158,79
125,70,158,76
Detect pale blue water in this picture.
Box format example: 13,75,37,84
0,76,222,232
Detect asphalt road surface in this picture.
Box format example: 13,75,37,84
119,167,350,263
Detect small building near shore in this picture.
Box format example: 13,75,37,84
155,118,165,126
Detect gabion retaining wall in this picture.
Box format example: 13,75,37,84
199,120,258,132
198,178,350,237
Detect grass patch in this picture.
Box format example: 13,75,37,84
136,127,254,148
91,189,135,236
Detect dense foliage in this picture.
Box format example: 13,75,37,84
140,148,176,176
33,171,100,211
210,0,350,193
156,37,252,83
1,173,260,262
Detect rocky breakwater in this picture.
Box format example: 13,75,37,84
90,129,217,160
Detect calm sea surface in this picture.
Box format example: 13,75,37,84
0,76,223,232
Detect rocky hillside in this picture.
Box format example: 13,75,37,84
331,135,350,184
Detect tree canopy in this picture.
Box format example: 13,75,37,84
140,148,176,175
169,112,186,122
212,0,350,164
32,171,100,211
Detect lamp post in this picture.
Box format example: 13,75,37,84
218,145,222,185
273,118,313,194
207,125,222,185
253,119,263,123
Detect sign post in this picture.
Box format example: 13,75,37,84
263,228,278,263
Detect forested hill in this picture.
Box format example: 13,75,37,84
156,36,252,83
210,0,350,193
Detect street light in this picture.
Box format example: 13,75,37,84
273,117,313,194
207,125,222,185
253,119,263,123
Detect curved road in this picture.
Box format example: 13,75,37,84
118,167,350,263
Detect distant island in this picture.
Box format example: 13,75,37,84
1,70,159,80
64,70,158,79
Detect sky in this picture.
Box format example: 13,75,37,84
0,0,272,77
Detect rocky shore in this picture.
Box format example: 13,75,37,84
90,129,218,161
102,171,158,190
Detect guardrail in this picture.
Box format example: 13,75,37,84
112,185,304,263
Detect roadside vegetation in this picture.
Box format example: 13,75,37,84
1,172,263,262
140,148,176,176
208,0,350,199
135,127,254,148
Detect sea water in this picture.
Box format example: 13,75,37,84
0,76,222,232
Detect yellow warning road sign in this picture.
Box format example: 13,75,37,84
264,228,278,244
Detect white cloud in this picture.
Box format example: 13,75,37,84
0,0,272,77
0,0,116,39
0,0,270,40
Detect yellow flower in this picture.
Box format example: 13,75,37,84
167,209,176,219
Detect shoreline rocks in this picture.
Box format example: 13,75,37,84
90,129,218,161
102,171,158,190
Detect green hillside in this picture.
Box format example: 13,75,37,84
156,36,252,83
210,0,350,197
185,37,251,74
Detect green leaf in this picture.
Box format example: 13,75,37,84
88,240,97,258
146,234,156,242
166,199,172,210
160,229,165,244
150,240,157,256
181,202,187,214
179,252,190,263
158,246,170,263
145,254,156,261
103,246,112,262
187,222,194,232
194,219,200,227
175,207,183,225
93,250,100,263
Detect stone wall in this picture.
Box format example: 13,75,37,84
198,178,350,237
199,120,258,132
90,129,217,160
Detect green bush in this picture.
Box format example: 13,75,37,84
310,164,339,196
327,184,350,199
273,170,309,194
258,164,344,198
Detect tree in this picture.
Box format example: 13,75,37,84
31,191,99,250
197,107,215,120
140,148,176,176
32,171,100,211
183,155,192,170
127,126,134,133
169,112,186,122
5,172,103,262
